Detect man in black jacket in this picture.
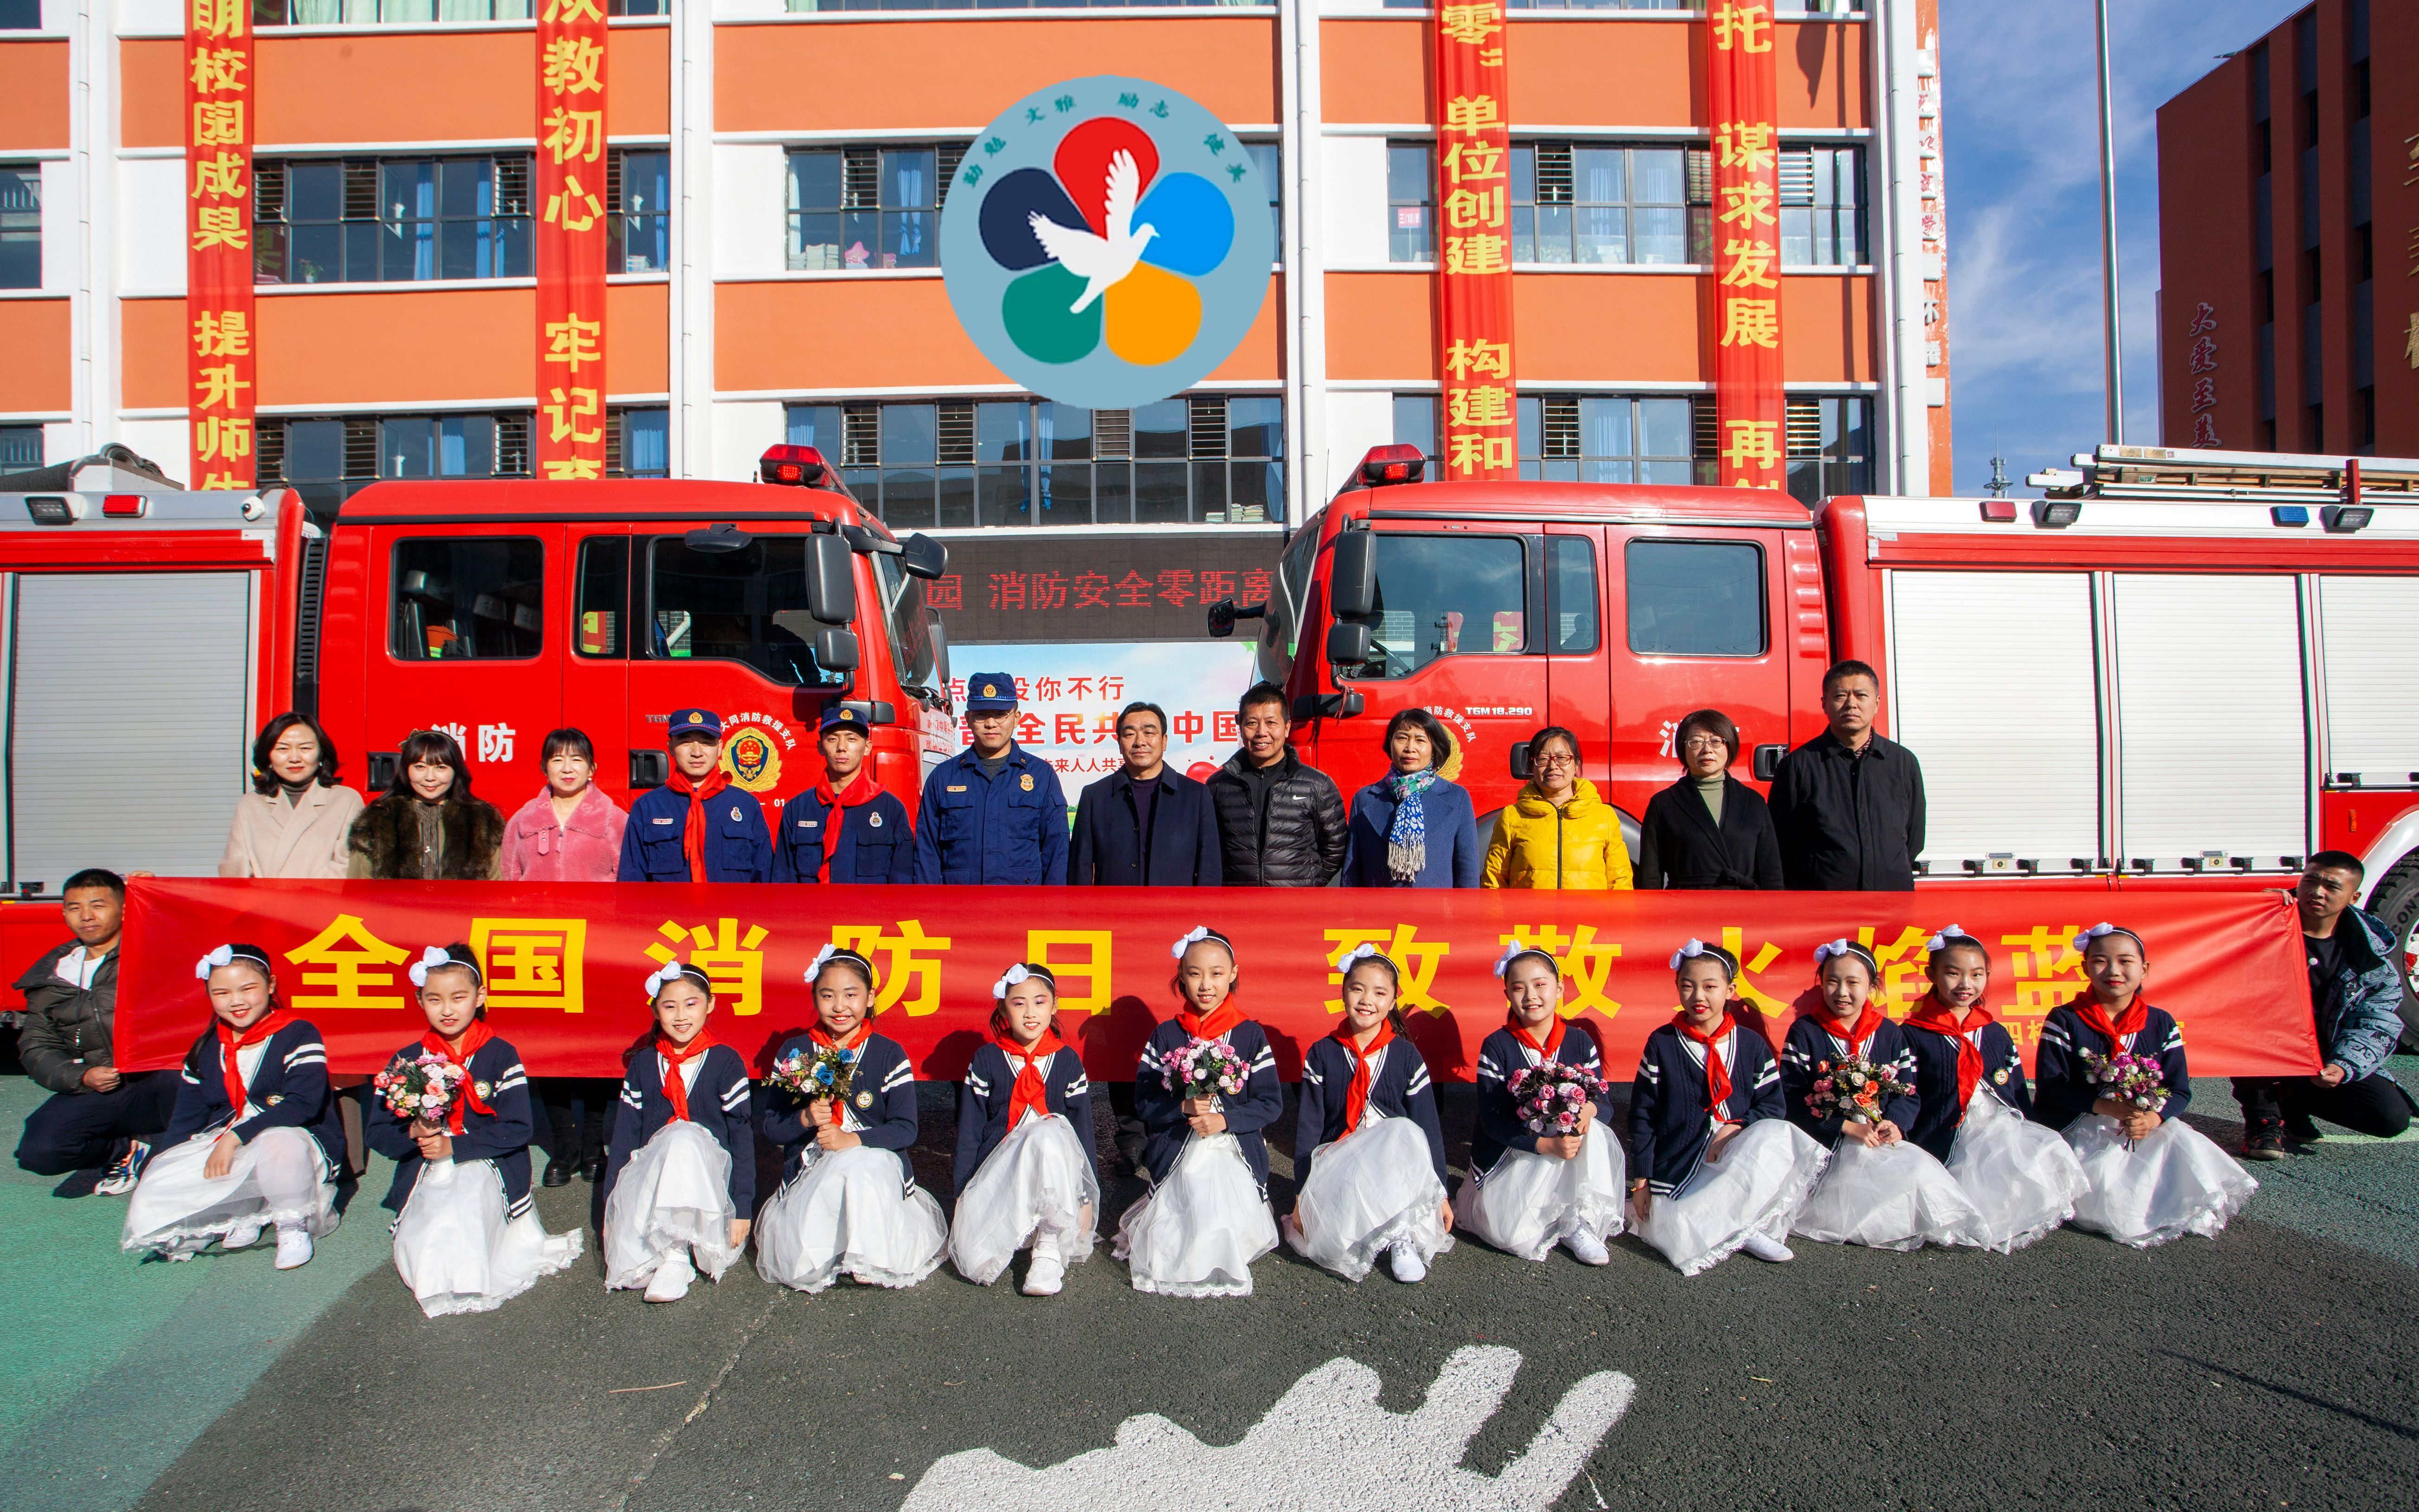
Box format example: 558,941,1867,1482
1767,660,1927,891
1206,682,1348,886
13,869,178,1197
1068,702,1222,886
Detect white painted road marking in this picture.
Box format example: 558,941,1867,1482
904,1345,1635,1511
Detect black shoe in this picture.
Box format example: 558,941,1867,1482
2283,1113,2324,1144
543,1157,574,1188
2242,1127,2286,1162
51,1167,103,1198
579,1156,606,1182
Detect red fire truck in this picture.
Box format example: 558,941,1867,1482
1215,442,2419,1029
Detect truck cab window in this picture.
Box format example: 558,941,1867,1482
1260,523,1319,684
645,535,845,687
392,538,543,661
1626,538,1765,657
575,536,627,657
1344,534,1526,680
1548,536,1599,653
873,548,938,697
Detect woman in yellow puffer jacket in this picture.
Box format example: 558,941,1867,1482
1481,727,1634,890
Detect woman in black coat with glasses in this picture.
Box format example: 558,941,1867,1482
1634,709,1784,890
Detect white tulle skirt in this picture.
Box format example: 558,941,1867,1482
1793,1134,1986,1251
1113,1132,1279,1298
1947,1091,2090,1254
1286,1115,1455,1282
948,1115,1099,1287
1636,1119,1830,1277
123,1125,338,1260
603,1120,740,1291
757,1144,950,1293
1451,1120,1625,1262
2063,1113,2258,1248
391,1157,584,1318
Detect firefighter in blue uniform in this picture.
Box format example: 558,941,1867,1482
912,673,1068,885
615,710,775,883
772,705,914,883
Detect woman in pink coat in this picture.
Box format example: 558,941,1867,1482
501,728,628,1188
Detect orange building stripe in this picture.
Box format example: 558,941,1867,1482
0,298,71,413
0,40,71,152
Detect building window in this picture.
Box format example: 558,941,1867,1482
787,394,1283,528
1783,395,1871,504
608,407,669,478
255,0,662,21
260,412,533,484
0,0,39,26
1388,143,1434,264
0,164,37,290
1520,395,1701,484
1245,142,1282,254
1512,144,1689,265
1777,146,1865,267
787,145,963,272
0,425,41,471
255,156,533,285
609,150,671,274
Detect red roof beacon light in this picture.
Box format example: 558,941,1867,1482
759,445,831,488
102,494,149,518
1355,444,1427,488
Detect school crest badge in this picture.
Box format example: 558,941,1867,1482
854,1090,875,1110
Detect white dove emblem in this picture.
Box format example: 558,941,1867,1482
1027,149,1161,315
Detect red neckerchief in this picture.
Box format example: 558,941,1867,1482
992,1027,1066,1131
809,1019,874,1055
666,766,731,883
1674,1012,1733,1112
1176,1000,1245,1042
1815,1003,1886,1060
2070,993,2148,1058
419,1021,497,1135
1333,1020,1396,1134
215,1009,291,1117
656,1032,718,1123
1905,992,1993,1110
815,769,884,874
1506,1009,1565,1062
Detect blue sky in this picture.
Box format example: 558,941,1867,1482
1942,0,2296,494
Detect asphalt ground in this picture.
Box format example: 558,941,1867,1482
5,1062,2416,1512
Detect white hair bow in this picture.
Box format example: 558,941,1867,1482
193,943,234,981
993,963,1033,998
644,962,686,999
805,942,841,981
1170,926,1213,960
407,946,453,989
1668,938,1712,971
1926,924,1974,952
1494,941,1552,979
2070,922,2138,952
1332,942,1383,974
1812,939,1859,965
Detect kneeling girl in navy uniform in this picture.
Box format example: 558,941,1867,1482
123,944,345,1268
1115,927,1282,1298
1628,940,1826,1275
773,705,914,884
949,962,1099,1295
368,945,582,1317
1284,943,1454,1284
756,945,948,1291
600,962,755,1302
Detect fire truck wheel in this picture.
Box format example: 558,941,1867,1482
2366,853,2419,1053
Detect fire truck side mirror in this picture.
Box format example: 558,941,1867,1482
813,627,860,673
1329,530,1378,620
807,533,857,626
1752,743,1785,782
899,533,947,580
1509,745,1534,781
629,750,668,790
1326,620,1372,670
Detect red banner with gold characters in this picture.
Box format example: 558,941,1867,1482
1433,1,1517,482
115,880,2316,1084
536,0,609,481
1707,1,1784,489
185,0,255,491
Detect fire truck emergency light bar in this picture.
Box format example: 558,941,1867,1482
2031,444,2419,520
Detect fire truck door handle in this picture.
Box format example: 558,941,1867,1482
1752,744,1785,782
630,750,668,790
368,752,399,791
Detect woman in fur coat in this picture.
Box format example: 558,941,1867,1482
348,729,506,881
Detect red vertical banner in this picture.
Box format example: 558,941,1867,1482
536,0,609,481
185,0,255,491
1707,1,1784,490
1433,1,1516,481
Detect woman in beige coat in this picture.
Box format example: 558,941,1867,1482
220,713,364,879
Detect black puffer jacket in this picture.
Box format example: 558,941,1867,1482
1206,748,1348,886
15,941,118,1094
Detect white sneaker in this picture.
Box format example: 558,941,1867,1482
223,1220,264,1251
1740,1230,1794,1264
94,1141,148,1196
1021,1249,1066,1297
1388,1244,1429,1283
273,1228,314,1270
643,1251,694,1302
1564,1229,1611,1266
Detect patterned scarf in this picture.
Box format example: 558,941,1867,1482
1386,767,1439,881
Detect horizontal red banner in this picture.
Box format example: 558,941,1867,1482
116,880,2316,1084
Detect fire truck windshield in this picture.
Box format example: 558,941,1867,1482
645,534,847,687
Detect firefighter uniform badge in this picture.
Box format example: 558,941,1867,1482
1021,773,1035,791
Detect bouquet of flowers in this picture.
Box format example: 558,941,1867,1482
372,1051,466,1126
1508,1063,1608,1136
2082,1047,2169,1145
1162,1037,1250,1106
768,1044,854,1110
1805,1056,1913,1129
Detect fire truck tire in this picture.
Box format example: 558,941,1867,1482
2365,853,2419,1053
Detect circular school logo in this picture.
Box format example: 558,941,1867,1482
721,728,782,794
940,77,1275,411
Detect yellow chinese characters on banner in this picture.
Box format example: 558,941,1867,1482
649,918,769,1017
1433,0,1517,481
185,0,255,490
536,0,608,481
285,914,410,1014
831,920,954,1017
1325,925,1450,1016
470,918,589,1014
1707,2,1785,489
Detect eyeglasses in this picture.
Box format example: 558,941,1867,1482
1682,736,1730,752
1533,752,1576,767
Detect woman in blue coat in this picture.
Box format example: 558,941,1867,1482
1342,710,1481,888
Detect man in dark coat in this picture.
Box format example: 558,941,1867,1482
1068,701,1222,886
12,869,178,1197
1206,682,1347,887
1767,659,1926,891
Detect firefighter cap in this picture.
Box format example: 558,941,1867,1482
964,673,1018,713
667,709,723,741
819,704,868,735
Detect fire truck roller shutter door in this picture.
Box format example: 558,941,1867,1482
10,572,254,885
2316,573,2419,1048
1886,571,2100,874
